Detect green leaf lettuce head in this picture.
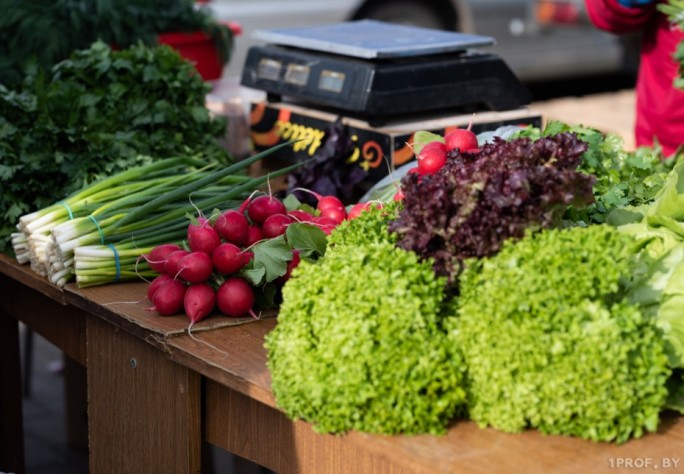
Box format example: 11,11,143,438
327,200,400,249
451,225,671,443
265,241,466,435
610,161,684,368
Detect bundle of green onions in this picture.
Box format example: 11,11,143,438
12,143,297,287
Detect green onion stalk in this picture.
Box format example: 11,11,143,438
39,142,300,287
70,161,303,287
14,156,208,275
11,232,29,265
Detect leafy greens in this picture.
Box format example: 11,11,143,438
515,121,674,223
266,239,466,435
452,225,671,443
389,132,595,284
0,41,230,252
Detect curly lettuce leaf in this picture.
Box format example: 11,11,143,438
452,225,671,443
613,162,684,368
266,241,466,435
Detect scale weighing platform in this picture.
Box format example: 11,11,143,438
240,20,533,125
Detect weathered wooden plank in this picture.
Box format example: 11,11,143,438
167,319,277,407
87,316,202,474
0,253,66,304
205,378,684,474
0,273,86,365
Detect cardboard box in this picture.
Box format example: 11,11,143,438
249,101,542,185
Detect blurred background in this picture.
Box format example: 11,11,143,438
205,0,638,146
208,0,640,83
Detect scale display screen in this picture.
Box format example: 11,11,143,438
285,64,310,86
318,70,346,93
257,58,281,81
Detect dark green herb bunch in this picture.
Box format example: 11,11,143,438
0,41,230,253
0,0,234,86
514,120,675,224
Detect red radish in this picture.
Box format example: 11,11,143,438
216,277,257,318
187,222,221,255
348,201,384,220
418,140,446,156
145,243,182,273
247,195,286,225
393,190,405,201
244,225,264,247
317,216,338,225
288,209,316,223
316,196,344,213
320,205,347,224
262,213,295,238
212,242,247,274
417,141,447,175
181,283,230,358
347,202,366,219
445,128,478,152
164,249,190,276
214,209,249,246
178,251,214,283
146,273,173,301
147,278,187,315
242,251,254,265
315,216,337,235
283,249,301,281
237,189,262,215
183,282,216,329
348,202,371,220
318,225,335,236
292,187,344,213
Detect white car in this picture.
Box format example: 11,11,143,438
207,0,638,82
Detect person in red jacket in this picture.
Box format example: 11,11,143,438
585,0,684,156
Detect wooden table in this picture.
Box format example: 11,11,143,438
1,253,683,474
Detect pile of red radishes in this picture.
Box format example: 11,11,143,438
142,190,366,329
412,126,479,177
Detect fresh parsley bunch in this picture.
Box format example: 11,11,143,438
515,121,675,224
0,41,230,253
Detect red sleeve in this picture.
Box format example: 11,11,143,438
584,0,656,33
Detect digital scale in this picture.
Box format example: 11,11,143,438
240,20,533,125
